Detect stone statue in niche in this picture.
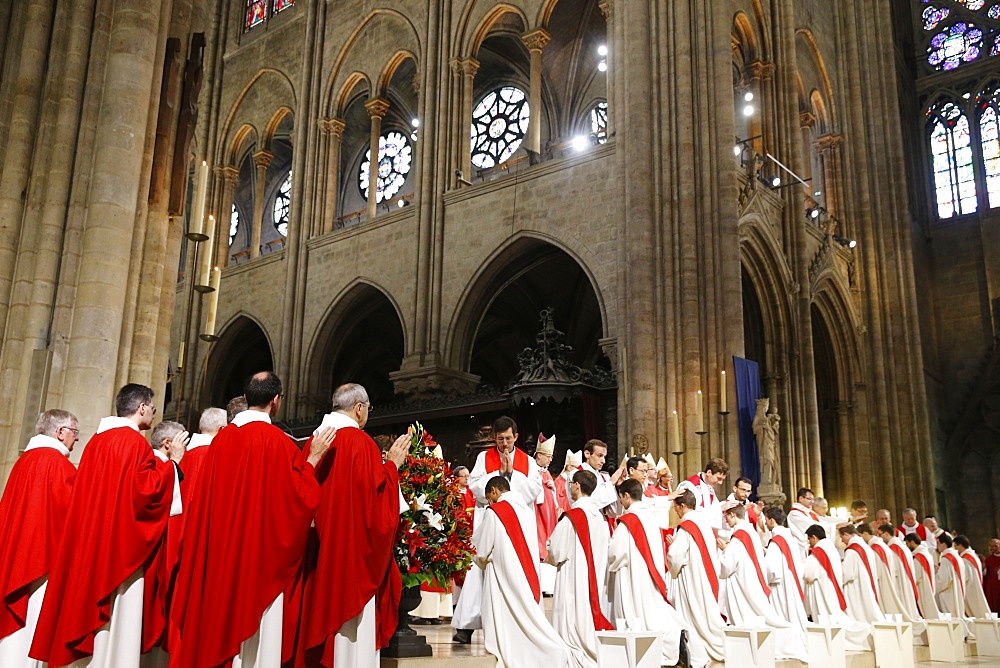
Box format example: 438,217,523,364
752,397,781,488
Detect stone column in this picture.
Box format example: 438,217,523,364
215,165,239,266
748,60,774,156
320,117,345,233
815,133,844,219
456,58,479,181
521,29,549,154
250,150,272,258
598,0,615,138
364,98,389,221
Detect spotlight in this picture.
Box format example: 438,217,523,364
744,91,754,102
411,118,419,128
397,199,406,208
598,60,607,72
833,233,857,249
733,145,742,156
572,135,589,152
598,45,608,57
410,132,417,141
743,104,755,117
771,176,781,187
810,208,820,219
814,190,822,197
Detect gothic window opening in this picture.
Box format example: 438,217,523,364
358,131,412,203
980,86,1000,207
229,204,240,246
470,86,530,169
927,101,977,217
273,170,291,235
927,21,984,69
244,0,294,32
590,101,608,144
274,0,294,14
918,1,1000,72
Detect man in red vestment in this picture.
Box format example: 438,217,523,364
644,458,674,498
30,384,182,667
0,409,78,665
984,539,1000,613
179,406,226,500
170,372,334,668
534,434,559,560
300,383,409,668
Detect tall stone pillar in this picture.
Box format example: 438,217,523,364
598,0,615,138
320,118,345,234
364,98,389,221
215,165,239,266
250,150,272,258
456,58,478,181
749,60,774,156
815,133,844,220
521,29,549,154
61,0,167,442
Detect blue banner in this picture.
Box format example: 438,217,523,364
732,356,762,491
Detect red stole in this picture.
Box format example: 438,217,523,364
914,552,934,589
490,501,540,603
943,553,965,598
461,487,475,511
889,543,919,602
846,542,879,604
961,552,983,586
484,447,530,476
733,528,770,597
679,519,719,600
563,509,615,631
898,523,928,541
618,513,669,603
768,535,804,601
685,474,715,508
791,506,819,522
870,541,890,569
810,547,847,611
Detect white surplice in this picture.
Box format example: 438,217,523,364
475,492,569,668
959,549,991,618
667,511,725,661
885,537,926,631
546,496,609,668
786,504,821,557
720,522,805,662
910,545,941,620
0,580,46,668
842,536,884,625
763,527,810,662
802,539,872,651
607,500,701,667
936,548,966,618
867,537,924,637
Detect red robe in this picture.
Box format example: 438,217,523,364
300,426,402,667
30,426,175,665
554,473,572,512
0,445,75,640
985,553,1000,613
169,421,320,667
535,469,559,560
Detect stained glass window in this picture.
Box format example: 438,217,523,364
980,88,1000,208
274,0,294,13
923,5,951,30
590,101,608,144
927,22,983,70
229,204,240,246
273,171,291,235
359,131,412,203
245,0,266,31
470,87,530,169
958,0,986,9
990,4,1000,19
928,102,978,217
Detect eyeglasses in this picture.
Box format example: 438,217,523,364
357,402,374,413
143,403,157,415
61,426,80,436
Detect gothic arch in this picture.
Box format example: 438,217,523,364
738,216,796,362
301,280,407,415
376,51,419,99
217,68,297,166
330,72,372,120
201,313,275,409
456,2,530,57
732,12,760,65
445,233,608,380
262,107,294,148
322,10,421,117
227,124,258,167
794,28,837,129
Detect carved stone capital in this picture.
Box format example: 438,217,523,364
598,0,612,20
364,97,390,120
599,337,619,373
748,59,774,82
252,150,273,170
215,164,240,186
814,133,844,154
800,110,816,129
521,28,551,52
319,117,346,138
455,57,479,79
389,365,481,399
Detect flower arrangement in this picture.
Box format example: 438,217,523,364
395,422,475,589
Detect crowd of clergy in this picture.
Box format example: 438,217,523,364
3,380,1000,668
446,423,1000,668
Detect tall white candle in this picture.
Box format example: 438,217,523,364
720,369,728,413
696,390,705,433
197,215,216,289
204,267,221,337
672,409,682,453
190,160,209,238
177,341,185,369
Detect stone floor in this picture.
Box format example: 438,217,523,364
382,615,1000,667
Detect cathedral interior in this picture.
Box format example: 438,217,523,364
2,0,1000,548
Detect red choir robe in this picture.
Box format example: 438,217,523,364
644,484,672,499
554,473,573,512
169,419,320,667
535,468,559,560
300,425,402,667
0,440,75,642
985,553,1000,613
30,424,176,665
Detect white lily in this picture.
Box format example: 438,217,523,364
429,444,443,459
412,494,432,512
423,510,444,531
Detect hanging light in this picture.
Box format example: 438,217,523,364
733,145,742,156
411,118,419,128
597,45,608,57
743,104,755,117
598,60,608,72
744,91,754,102
771,176,781,187
572,135,589,152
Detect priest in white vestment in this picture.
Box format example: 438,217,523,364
935,533,968,619
876,524,926,634
762,510,810,645
802,525,872,651
904,534,942,620
455,416,543,644
579,439,624,518
666,489,726,662
608,480,703,667
475,475,570,668
547,470,612,668
839,525,885,625
719,506,805,662
787,488,822,557
858,524,919,628
955,535,991,618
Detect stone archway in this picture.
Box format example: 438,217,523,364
203,315,274,409
811,304,841,500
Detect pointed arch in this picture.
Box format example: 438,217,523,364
263,106,294,148
201,313,276,409
377,50,419,99
455,2,530,57
217,68,297,165
795,29,837,129
227,124,258,166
